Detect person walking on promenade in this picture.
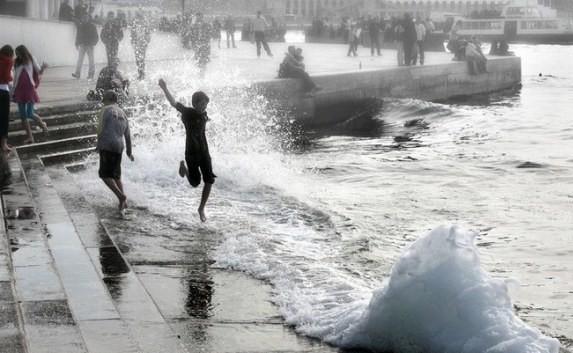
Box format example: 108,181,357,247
0,45,14,152
393,19,405,66
97,90,133,212
368,16,381,56
402,13,417,66
73,14,99,79
101,11,124,66
58,0,74,22
130,11,152,80
224,15,237,48
415,17,427,65
191,13,212,77
12,45,48,144
212,18,222,49
347,23,361,57
74,0,88,22
158,78,216,223
253,11,273,57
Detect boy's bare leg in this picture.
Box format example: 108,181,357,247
179,160,188,178
116,178,128,210
198,182,212,222
102,177,126,210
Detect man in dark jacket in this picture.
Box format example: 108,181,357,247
101,11,124,66
368,16,381,56
73,15,99,79
58,0,74,22
74,0,88,22
402,13,417,66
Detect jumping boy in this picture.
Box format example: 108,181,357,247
97,90,134,211
158,78,215,222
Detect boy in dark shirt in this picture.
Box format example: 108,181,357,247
158,78,216,222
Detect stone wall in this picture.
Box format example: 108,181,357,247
255,56,521,127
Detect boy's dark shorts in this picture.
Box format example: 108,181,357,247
185,155,216,187
99,150,122,179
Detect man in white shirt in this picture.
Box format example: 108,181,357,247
416,18,427,65
252,11,273,57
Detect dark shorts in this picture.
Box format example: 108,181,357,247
185,155,216,187
99,150,122,179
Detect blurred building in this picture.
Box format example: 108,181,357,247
187,0,573,19
0,0,103,19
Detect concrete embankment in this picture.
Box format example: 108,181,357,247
256,55,521,127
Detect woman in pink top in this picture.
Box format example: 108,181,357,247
12,45,48,144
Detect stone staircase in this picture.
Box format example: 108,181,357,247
0,104,339,353
1,104,191,353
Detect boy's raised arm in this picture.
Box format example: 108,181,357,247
158,78,178,108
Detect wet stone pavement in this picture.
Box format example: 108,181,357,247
0,150,342,353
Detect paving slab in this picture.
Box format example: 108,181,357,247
47,167,191,353
20,300,87,353
76,319,140,353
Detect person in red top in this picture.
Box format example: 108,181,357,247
0,45,14,152
13,45,48,144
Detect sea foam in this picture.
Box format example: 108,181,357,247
330,225,560,353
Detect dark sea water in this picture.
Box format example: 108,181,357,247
76,43,573,352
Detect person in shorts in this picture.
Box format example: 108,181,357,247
158,78,215,222
97,90,134,211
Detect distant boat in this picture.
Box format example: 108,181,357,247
445,2,573,43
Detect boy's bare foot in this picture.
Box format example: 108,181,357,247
39,121,48,132
198,207,207,222
178,160,187,178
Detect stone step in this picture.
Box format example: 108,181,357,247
2,152,89,353
9,102,100,121
18,154,147,353
0,180,27,353
8,122,97,147
17,135,97,158
40,147,96,167
47,167,191,353
9,111,98,133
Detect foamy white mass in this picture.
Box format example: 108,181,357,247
325,225,561,353
219,225,561,353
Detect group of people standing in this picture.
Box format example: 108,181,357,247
345,14,434,66
1,44,49,150
391,14,434,66
73,9,152,82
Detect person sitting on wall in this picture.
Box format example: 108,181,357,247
465,38,487,75
278,46,321,96
490,39,511,55
87,58,129,102
447,20,464,60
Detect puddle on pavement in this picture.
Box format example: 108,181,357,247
4,207,36,220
